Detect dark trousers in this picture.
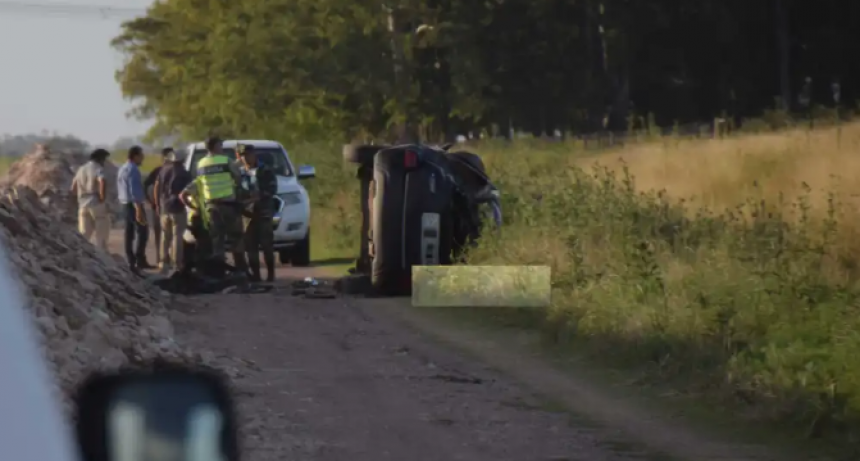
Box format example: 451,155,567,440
124,203,149,267
149,205,162,264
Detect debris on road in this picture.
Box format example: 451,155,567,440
151,268,272,296
335,274,372,295
291,277,337,298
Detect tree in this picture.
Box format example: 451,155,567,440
112,0,860,141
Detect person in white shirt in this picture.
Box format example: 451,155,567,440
70,148,111,250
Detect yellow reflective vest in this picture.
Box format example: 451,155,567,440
195,155,235,202
188,193,209,229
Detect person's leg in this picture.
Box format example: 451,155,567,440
134,209,150,267
259,217,275,282
225,206,247,273
173,211,188,272
159,213,173,272
151,206,162,265
78,207,94,243
244,217,261,281
123,204,136,270
92,203,111,251
206,205,226,262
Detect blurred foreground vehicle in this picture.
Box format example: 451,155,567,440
344,143,502,296
0,241,241,461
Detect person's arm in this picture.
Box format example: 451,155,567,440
228,161,242,184
143,167,160,205
179,181,198,209
131,167,147,223
152,178,160,213
93,165,106,203
259,166,278,199
97,176,106,203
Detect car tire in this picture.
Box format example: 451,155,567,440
370,152,409,296
279,250,291,265
291,229,311,267
343,144,389,166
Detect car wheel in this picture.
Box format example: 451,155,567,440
279,250,291,265
291,229,311,267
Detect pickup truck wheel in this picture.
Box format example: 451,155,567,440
278,250,291,265
291,229,311,267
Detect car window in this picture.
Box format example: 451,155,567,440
188,147,292,177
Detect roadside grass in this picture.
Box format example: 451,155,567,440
303,123,860,456
461,122,860,455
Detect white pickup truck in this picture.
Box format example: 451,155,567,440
182,139,315,266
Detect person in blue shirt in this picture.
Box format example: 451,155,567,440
117,146,153,272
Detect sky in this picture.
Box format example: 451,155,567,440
0,0,154,145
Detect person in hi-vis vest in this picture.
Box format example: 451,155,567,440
179,137,248,274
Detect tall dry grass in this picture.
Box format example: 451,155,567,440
586,124,860,216
447,123,860,448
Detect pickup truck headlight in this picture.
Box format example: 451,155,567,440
278,191,303,206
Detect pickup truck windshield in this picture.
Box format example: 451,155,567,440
189,148,293,177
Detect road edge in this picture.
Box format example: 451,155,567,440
369,300,808,461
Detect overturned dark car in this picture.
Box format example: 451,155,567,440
344,143,502,296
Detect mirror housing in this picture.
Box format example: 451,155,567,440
297,165,316,179
74,363,240,461
473,184,501,203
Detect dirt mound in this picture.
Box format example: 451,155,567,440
0,186,232,410
0,144,121,225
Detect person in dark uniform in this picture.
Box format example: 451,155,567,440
236,144,278,282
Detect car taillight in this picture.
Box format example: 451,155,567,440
404,150,418,168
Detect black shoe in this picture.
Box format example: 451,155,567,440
137,259,156,270
266,271,275,283
248,272,262,283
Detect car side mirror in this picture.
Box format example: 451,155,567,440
297,165,316,179
474,185,500,203
74,364,240,461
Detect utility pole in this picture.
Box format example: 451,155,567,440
385,4,419,144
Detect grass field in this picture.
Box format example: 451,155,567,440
297,123,860,451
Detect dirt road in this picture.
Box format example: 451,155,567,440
176,285,664,461
108,230,788,461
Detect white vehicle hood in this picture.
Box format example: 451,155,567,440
276,175,303,194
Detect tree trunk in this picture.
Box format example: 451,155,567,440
774,0,791,110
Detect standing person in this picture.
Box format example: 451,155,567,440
70,148,111,250
117,145,152,272
236,144,278,282
178,136,247,275
144,149,169,267
153,147,192,274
